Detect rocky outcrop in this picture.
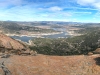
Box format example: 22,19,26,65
0,55,100,75
93,48,100,54
0,33,25,50
0,61,12,75
88,52,93,55
0,33,37,56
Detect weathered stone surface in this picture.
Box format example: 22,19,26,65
0,68,4,75
0,33,25,50
30,50,37,56
88,52,93,55
93,48,100,54
0,55,100,75
0,33,35,56
0,62,12,75
1,54,10,58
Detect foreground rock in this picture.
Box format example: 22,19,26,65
0,33,37,56
93,48,100,54
0,33,25,50
0,62,12,75
0,55,100,75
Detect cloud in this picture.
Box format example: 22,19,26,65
93,2,100,9
76,0,100,9
0,4,65,21
0,5,37,21
77,0,95,5
73,12,92,14
73,7,97,10
48,6,63,11
0,0,99,22
94,11,100,18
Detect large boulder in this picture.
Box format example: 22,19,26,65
0,33,28,55
93,48,100,54
88,52,93,55
0,33,37,56
0,33,25,50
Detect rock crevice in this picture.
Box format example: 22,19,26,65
0,61,12,75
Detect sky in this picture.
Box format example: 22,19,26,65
0,0,100,22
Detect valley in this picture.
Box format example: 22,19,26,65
0,21,100,75
0,0,100,75
0,21,85,43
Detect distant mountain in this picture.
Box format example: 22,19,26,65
0,21,57,35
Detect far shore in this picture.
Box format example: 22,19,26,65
6,30,81,37
6,32,63,37
5,31,82,45
66,30,82,36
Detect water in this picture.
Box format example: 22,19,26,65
43,32,69,38
10,28,70,43
10,36,34,43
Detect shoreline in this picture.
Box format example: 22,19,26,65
66,30,82,36
6,31,82,45
6,32,63,37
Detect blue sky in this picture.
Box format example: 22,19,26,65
0,0,100,22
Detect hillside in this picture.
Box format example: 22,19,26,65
0,33,37,56
0,21,58,35
0,54,100,75
0,33,25,50
30,27,100,56
0,26,99,75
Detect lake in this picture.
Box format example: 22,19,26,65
10,28,70,43
10,32,70,43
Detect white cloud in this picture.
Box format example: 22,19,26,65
94,11,100,17
48,6,63,11
77,0,95,5
74,12,92,14
76,0,100,9
93,2,100,9
0,5,37,21
61,13,72,17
